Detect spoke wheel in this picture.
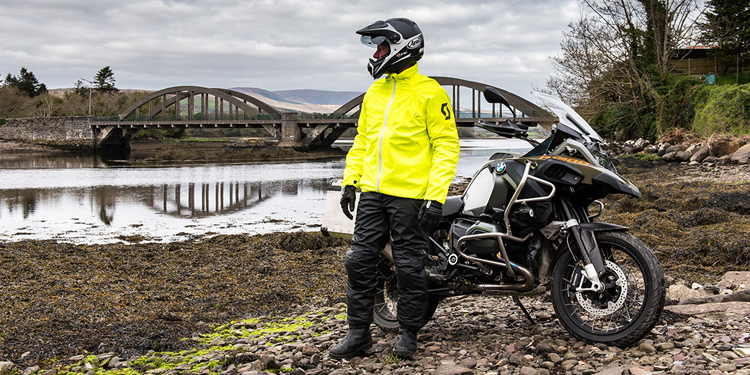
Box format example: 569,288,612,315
551,231,665,347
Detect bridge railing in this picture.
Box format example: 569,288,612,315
298,112,358,121
92,113,283,123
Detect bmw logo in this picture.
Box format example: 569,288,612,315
496,162,507,174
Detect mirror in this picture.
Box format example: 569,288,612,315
483,87,510,107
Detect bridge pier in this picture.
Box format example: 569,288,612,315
279,112,302,148
94,126,136,159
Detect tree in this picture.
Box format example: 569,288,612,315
3,67,47,97
74,79,92,98
0,86,33,118
546,0,704,139
699,0,750,76
93,66,118,93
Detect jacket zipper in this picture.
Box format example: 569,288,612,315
377,77,397,192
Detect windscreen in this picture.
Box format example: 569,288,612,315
532,92,603,143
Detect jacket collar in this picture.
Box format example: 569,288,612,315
386,63,419,81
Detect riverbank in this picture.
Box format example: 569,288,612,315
0,138,347,164
129,140,346,165
0,139,83,154
2,160,750,374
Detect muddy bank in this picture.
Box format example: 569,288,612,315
0,233,350,367
0,140,89,154
129,140,346,165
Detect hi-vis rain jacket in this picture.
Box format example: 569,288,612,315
343,64,460,204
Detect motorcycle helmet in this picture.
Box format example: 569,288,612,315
356,18,424,79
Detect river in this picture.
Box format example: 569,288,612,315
0,139,531,243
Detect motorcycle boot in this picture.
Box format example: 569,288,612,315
329,327,372,359
393,328,418,358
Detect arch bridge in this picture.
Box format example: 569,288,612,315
90,78,552,154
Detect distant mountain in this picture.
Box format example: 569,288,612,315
232,87,361,106
274,89,362,105
232,87,302,105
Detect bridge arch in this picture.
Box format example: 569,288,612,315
332,77,551,126
119,85,281,121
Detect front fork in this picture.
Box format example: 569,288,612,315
560,200,606,293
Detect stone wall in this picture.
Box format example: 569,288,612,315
0,117,93,145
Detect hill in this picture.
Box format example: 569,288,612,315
43,87,363,115
231,87,361,106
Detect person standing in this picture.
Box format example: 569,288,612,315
330,18,460,359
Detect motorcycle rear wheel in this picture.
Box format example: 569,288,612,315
373,254,442,333
551,231,665,347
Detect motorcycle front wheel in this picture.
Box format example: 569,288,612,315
551,231,665,347
373,253,442,333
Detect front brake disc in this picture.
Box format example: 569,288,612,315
575,260,628,316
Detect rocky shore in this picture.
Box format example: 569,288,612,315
1,157,750,375
606,132,750,167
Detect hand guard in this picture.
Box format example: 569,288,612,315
418,200,443,233
340,185,357,220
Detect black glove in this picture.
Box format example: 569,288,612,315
340,185,356,220
418,200,443,233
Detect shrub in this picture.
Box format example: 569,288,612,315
692,84,750,137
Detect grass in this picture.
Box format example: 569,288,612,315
383,352,402,364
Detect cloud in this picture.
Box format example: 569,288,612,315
0,0,579,101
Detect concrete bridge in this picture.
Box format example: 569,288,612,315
90,77,552,155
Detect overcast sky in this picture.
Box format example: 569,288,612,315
0,0,582,100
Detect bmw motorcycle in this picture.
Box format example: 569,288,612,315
322,88,665,347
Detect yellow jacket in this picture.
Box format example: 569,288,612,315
343,64,460,203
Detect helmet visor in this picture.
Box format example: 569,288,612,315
360,35,388,48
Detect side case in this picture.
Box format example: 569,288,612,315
321,180,356,239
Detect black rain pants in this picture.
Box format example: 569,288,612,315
345,192,428,333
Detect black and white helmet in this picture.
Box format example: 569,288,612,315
356,18,424,79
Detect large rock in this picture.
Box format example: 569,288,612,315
436,364,474,375
707,290,750,303
662,152,677,162
667,284,710,302
665,301,750,320
709,136,741,157
675,151,690,162
730,144,750,164
720,271,750,288
690,146,710,163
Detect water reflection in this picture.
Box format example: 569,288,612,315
3,189,39,219
0,154,106,169
152,182,282,217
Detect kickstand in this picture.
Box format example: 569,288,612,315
513,296,536,325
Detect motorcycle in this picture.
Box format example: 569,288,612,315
321,88,665,347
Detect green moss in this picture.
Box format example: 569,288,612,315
198,316,313,345
128,356,149,367
83,355,100,368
